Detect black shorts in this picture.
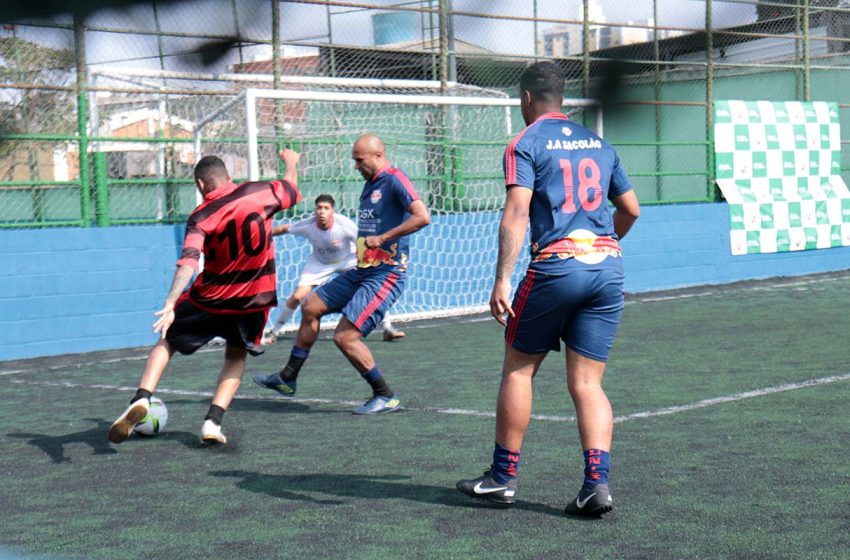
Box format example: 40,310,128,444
165,299,269,356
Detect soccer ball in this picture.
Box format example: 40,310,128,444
134,397,168,436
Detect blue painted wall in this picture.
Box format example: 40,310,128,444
0,225,184,361
2,203,849,361
619,203,850,291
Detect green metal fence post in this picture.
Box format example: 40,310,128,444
230,0,245,66
705,0,716,201
164,146,176,222
582,0,591,130
93,152,110,226
438,0,450,211
326,2,336,77
653,0,662,201
533,0,539,61
273,0,285,179
803,0,811,101
795,4,803,99
74,11,91,226
11,25,45,223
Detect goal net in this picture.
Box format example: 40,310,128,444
195,86,601,328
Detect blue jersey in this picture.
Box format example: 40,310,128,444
356,164,421,272
504,112,633,272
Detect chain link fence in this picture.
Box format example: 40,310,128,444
1,0,848,227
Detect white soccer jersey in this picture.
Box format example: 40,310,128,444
288,213,358,266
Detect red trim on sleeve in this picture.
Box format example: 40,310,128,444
505,113,569,187
505,127,532,186
372,164,392,180
386,167,420,201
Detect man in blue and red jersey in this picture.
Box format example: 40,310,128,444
107,149,302,446
456,61,640,516
254,134,430,414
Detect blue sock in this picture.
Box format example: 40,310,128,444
583,449,610,487
361,365,392,397
291,346,309,360
491,442,521,484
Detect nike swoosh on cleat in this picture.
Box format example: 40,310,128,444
473,481,508,495
576,492,598,508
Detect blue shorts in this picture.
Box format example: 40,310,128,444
505,261,624,361
314,266,405,336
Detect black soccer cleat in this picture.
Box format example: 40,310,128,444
564,483,613,517
456,468,517,506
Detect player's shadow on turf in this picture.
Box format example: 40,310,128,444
228,399,347,416
163,397,344,416
8,419,201,462
211,469,566,516
8,419,118,464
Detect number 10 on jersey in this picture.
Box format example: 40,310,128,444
560,157,602,213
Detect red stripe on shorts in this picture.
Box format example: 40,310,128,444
506,269,536,345
354,273,400,329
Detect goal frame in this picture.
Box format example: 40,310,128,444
192,86,602,325
237,88,602,182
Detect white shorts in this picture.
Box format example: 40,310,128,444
298,256,357,287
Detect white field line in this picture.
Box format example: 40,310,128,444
3,273,848,377
5,372,850,424
0,345,222,377
385,274,850,328
612,372,850,422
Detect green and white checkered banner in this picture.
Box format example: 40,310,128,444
714,100,850,255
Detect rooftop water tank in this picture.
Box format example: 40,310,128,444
372,12,418,46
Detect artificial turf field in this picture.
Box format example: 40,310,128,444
1,271,849,560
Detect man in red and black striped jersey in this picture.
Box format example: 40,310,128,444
108,149,302,446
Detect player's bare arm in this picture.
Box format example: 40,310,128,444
279,148,300,187
364,199,431,248
490,186,531,325
611,190,640,240
153,264,195,338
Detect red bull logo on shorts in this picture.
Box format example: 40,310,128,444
356,237,399,268
533,229,621,265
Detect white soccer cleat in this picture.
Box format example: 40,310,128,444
382,327,406,342
261,329,276,346
201,419,227,445
261,326,287,345
107,398,150,444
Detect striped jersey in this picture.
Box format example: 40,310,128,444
504,111,633,272
355,164,421,272
176,179,302,313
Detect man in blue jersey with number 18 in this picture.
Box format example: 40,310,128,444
456,61,640,516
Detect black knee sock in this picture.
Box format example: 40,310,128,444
280,359,305,382
361,365,392,398
205,404,226,426
131,388,152,404
280,347,309,382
